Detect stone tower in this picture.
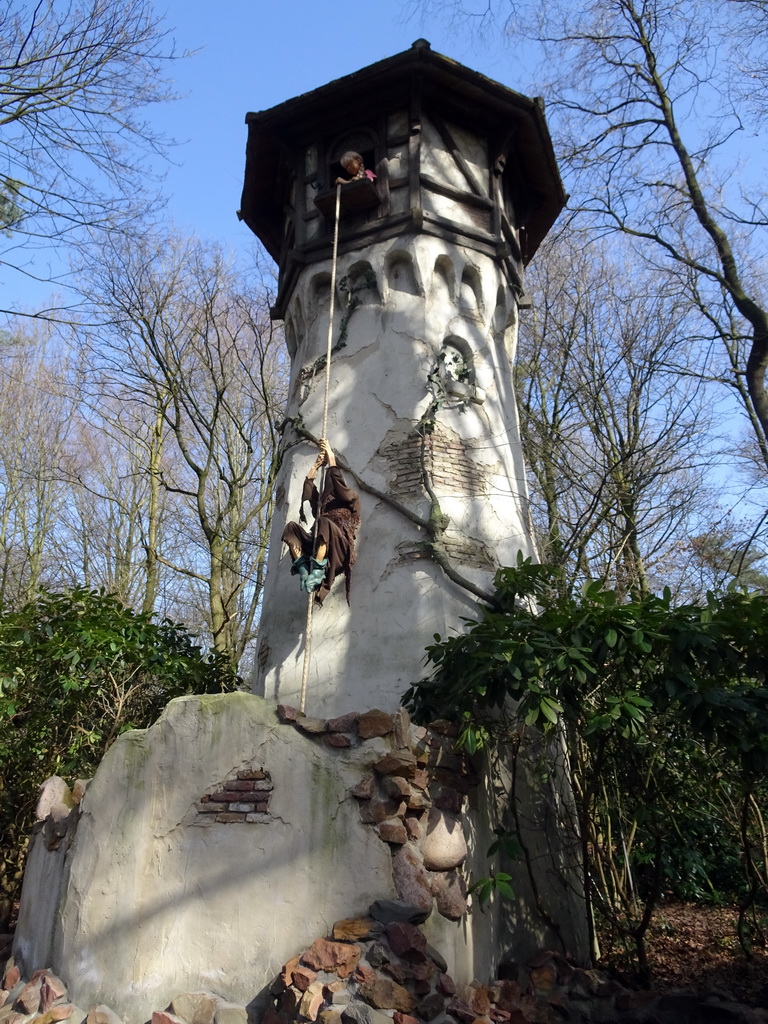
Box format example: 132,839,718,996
10,46,581,1023
240,40,565,716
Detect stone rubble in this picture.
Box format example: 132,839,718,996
6,888,768,1024
5,904,768,1024
0,964,248,1024
262,905,768,1024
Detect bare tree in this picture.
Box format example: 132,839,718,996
518,230,717,596
0,329,76,603
416,1,768,455
78,230,288,670
490,0,768,467
409,0,768,584
0,0,179,318
57,396,181,616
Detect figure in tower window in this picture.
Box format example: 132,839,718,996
336,151,377,184
282,439,361,604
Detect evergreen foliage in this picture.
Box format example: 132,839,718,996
404,558,768,978
0,587,232,927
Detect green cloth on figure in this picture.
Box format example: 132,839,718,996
303,557,328,593
290,553,310,583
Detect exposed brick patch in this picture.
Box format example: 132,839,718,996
195,768,273,824
440,533,495,570
398,535,494,570
381,424,489,500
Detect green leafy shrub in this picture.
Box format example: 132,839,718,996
0,587,233,926
404,558,768,979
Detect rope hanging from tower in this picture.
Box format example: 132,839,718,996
299,182,342,713
281,153,374,712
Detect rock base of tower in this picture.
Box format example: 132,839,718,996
12,692,586,1023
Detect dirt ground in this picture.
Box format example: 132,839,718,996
599,901,768,1007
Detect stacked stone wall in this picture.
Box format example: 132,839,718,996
276,705,475,923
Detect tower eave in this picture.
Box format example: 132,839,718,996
239,41,566,266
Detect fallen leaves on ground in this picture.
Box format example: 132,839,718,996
600,901,768,1007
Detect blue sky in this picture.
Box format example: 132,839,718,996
4,1,541,317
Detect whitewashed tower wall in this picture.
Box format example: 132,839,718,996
255,231,531,716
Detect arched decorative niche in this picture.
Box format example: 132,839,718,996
432,255,455,307
436,335,485,405
492,283,518,358
493,285,509,334
293,295,306,338
341,260,380,305
283,316,297,358
459,265,483,317
386,250,421,297
310,272,332,315
283,296,306,358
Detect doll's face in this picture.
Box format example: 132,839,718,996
342,154,363,176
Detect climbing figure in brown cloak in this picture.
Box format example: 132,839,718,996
282,439,361,605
